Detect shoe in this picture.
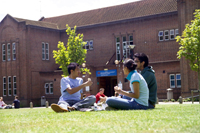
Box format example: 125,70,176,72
105,106,118,111
51,104,69,113
67,106,76,111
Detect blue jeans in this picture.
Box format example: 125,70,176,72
58,95,96,110
106,97,148,110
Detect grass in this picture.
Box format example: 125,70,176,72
0,104,200,133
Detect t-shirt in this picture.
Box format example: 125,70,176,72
59,77,83,102
95,92,105,103
0,101,5,107
126,70,149,106
13,99,20,108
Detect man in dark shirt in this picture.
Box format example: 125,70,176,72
134,53,157,109
12,96,20,109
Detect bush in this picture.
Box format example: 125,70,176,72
171,99,175,102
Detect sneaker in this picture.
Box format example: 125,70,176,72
51,104,69,113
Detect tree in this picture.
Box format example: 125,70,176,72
53,25,91,77
176,9,200,90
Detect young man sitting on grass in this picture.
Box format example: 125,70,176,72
51,62,96,113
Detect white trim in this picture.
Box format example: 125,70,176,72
3,76,6,96
122,36,127,60
8,76,11,96
42,42,45,60
49,82,53,94
164,30,169,41
45,43,49,60
169,74,175,88
116,37,121,61
12,42,16,60
158,31,164,41
176,74,181,88
170,29,175,40
7,43,11,61
13,76,17,96
2,44,6,61
175,29,179,37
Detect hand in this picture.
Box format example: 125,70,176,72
84,80,93,87
114,86,122,93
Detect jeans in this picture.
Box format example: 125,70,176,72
58,95,96,110
106,97,148,110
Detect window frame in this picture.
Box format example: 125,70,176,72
45,43,49,60
3,76,6,96
49,82,53,94
89,40,93,50
164,30,169,41
170,29,175,40
176,74,181,88
8,76,11,96
116,37,121,61
45,82,53,94
42,42,45,60
2,44,6,61
13,76,17,96
175,29,179,37
122,36,127,60
7,43,11,61
158,31,164,41
12,42,16,60
169,74,175,88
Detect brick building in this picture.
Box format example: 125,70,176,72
0,0,199,107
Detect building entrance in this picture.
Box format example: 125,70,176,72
98,76,117,97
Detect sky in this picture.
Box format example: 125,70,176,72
0,0,140,22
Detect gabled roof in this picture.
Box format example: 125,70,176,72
41,0,177,29
13,17,58,29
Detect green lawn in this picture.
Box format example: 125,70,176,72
0,104,199,133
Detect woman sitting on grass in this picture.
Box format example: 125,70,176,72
106,59,149,110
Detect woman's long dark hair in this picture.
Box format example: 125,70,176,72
123,58,137,72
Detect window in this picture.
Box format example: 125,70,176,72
13,76,17,96
45,82,53,94
7,43,11,61
175,29,179,37
169,74,175,88
170,29,175,40
45,43,49,60
116,37,121,61
164,30,169,40
3,77,6,96
176,74,181,88
12,42,16,60
42,42,49,60
2,44,6,61
158,31,164,41
83,40,93,50
169,74,181,88
8,76,11,96
122,36,127,60
129,35,133,45
89,40,93,50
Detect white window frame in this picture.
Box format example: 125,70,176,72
170,29,175,40
169,74,175,88
116,37,121,61
42,42,45,60
158,31,164,41
2,44,6,61
8,76,11,96
175,29,179,37
89,40,93,50
49,82,53,94
122,36,127,60
3,76,6,96
164,30,169,41
45,83,49,94
45,82,53,94
176,74,181,88
45,43,49,60
13,76,17,96
12,42,16,60
7,43,11,61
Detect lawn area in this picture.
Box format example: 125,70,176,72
0,104,199,133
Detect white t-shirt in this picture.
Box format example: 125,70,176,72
59,77,83,102
126,70,149,106
0,101,5,107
